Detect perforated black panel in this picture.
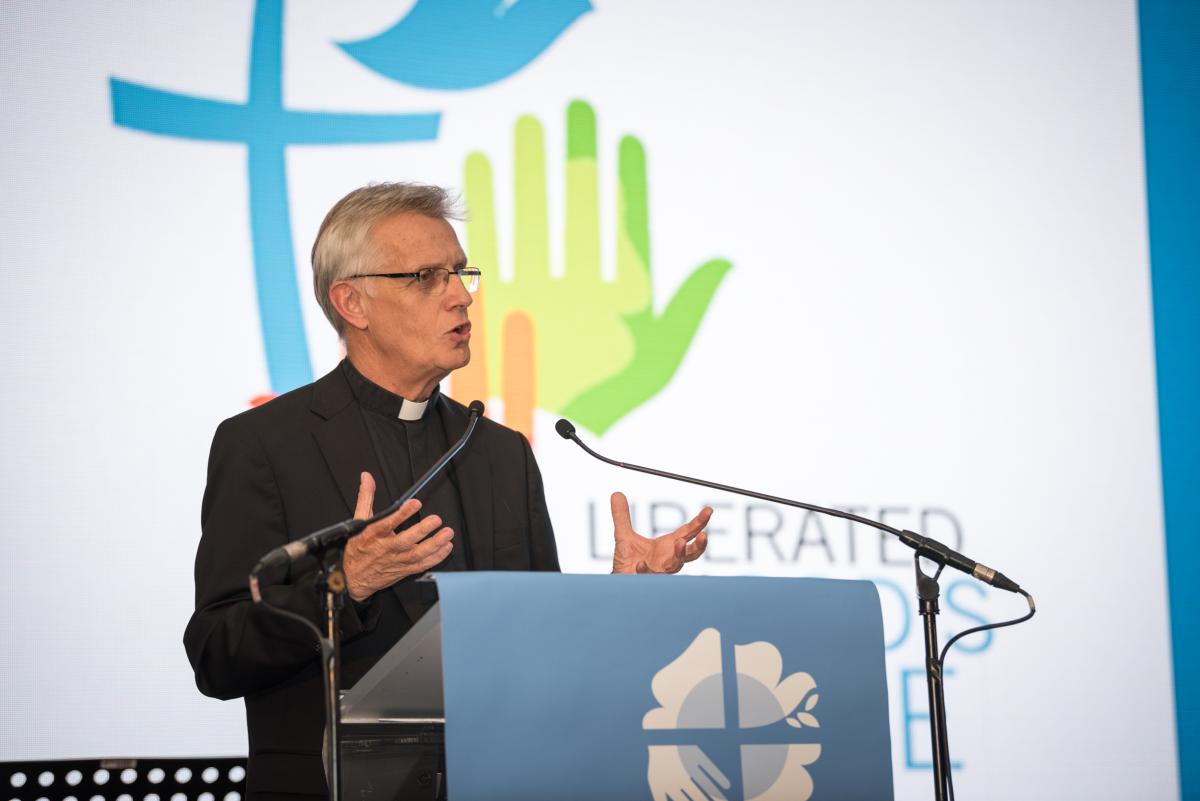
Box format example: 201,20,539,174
2,757,247,801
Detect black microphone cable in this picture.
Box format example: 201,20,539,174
936,586,1036,801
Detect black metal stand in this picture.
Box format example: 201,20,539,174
916,555,952,801
317,552,348,801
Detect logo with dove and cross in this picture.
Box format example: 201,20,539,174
109,0,731,441
644,628,823,801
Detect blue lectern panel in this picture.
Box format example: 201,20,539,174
436,572,893,801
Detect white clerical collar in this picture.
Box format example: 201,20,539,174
397,396,431,421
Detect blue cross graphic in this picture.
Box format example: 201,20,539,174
110,0,440,392
109,0,591,394
109,0,590,390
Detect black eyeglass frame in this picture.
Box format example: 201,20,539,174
354,266,481,291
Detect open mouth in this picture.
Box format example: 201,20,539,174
449,322,471,336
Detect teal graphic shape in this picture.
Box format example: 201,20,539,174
339,0,592,90
1138,1,1200,797
110,0,440,392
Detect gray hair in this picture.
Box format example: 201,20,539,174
311,182,463,335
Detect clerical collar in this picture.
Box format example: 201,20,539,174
341,359,439,421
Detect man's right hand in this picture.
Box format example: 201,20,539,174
342,471,455,602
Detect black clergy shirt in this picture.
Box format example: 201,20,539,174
341,359,474,573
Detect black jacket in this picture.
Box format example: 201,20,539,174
183,365,559,798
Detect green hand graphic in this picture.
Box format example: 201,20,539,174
459,100,732,436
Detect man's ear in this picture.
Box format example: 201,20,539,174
329,280,370,332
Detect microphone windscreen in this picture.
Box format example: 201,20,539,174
555,418,576,439
468,400,485,415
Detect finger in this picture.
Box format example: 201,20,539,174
610,491,635,538
693,773,727,801
408,528,455,565
664,541,685,574
418,541,455,572
683,531,708,563
367,498,422,538
514,114,550,281
617,134,651,285
464,152,500,273
377,536,454,586
503,312,535,440
695,748,732,790
457,152,495,403
675,538,686,560
353,471,376,519
565,100,601,280
392,514,444,547
675,507,714,541
635,560,651,574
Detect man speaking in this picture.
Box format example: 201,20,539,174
184,183,712,800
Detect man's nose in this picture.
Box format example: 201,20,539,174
445,274,473,308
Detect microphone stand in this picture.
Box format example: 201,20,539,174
916,555,952,801
249,402,485,801
318,552,347,801
247,535,352,801
555,419,1026,801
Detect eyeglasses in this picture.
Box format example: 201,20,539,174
355,266,482,294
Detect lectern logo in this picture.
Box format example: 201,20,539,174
644,628,822,801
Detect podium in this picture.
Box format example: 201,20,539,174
340,572,894,801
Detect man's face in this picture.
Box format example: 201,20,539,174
358,212,473,387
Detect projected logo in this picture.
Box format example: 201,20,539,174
108,0,590,395
108,0,731,435
645,629,823,801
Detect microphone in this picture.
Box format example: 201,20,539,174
250,400,486,599
555,417,1021,593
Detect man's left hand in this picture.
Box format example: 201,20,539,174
610,491,710,574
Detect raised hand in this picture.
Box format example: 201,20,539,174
610,491,709,574
561,121,733,435
455,100,732,438
342,472,454,601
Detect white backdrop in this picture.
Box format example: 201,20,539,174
0,2,1178,799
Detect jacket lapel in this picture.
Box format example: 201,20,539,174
310,365,388,516
437,396,494,570
311,366,428,621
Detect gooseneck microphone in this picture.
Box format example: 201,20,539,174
250,400,486,598
554,417,1021,593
